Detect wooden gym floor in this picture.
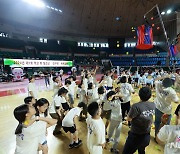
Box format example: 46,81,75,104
0,89,179,154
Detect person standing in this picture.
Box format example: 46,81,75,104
106,91,123,154
62,102,86,149
59,69,64,81
44,71,50,88
120,76,134,126
122,87,155,154
28,76,38,100
86,102,106,154
53,76,62,97
154,76,179,138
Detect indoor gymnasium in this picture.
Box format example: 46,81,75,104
0,0,180,154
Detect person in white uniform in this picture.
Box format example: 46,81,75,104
154,76,179,138
106,91,123,154
156,109,180,154
62,102,86,149
28,76,38,100
14,104,57,154
86,102,106,154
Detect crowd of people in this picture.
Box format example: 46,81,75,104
13,66,180,154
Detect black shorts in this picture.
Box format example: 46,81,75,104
62,102,70,111
63,126,76,133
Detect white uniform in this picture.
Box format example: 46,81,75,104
106,76,113,88
15,121,46,154
49,95,63,114
53,82,59,97
87,87,99,104
120,83,134,103
69,81,76,98
28,82,38,99
157,125,180,154
62,107,81,127
155,81,179,114
86,116,105,154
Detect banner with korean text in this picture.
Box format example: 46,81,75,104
4,59,73,67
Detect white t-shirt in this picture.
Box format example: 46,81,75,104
49,95,64,114
87,87,99,104
79,88,87,104
86,116,105,154
69,81,76,96
28,82,38,99
15,121,46,154
53,82,59,96
106,76,113,87
97,94,106,105
120,83,134,103
83,78,88,92
88,76,94,84
157,125,180,154
155,81,179,114
38,114,47,144
62,107,81,127
110,99,122,121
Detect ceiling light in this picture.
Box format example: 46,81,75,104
161,11,165,15
46,5,50,8
151,17,154,20
59,10,62,12
167,9,172,14
55,8,58,11
23,0,45,8
51,7,55,10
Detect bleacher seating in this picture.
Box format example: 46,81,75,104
110,57,134,66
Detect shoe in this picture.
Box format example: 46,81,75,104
69,143,75,149
74,140,82,148
53,131,61,136
110,148,119,154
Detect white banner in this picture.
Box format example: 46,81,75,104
4,58,73,67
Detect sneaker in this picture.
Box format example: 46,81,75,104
69,143,75,149
110,148,119,154
74,140,82,148
53,131,61,136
